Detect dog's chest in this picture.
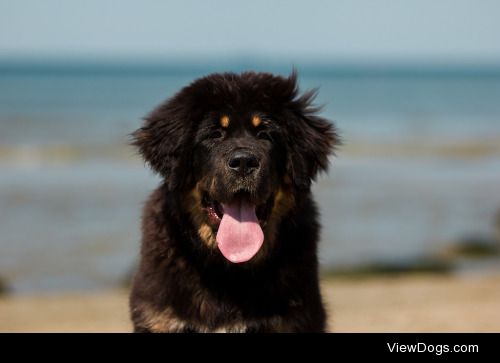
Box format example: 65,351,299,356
138,301,291,333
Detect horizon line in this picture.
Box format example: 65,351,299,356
1,56,500,77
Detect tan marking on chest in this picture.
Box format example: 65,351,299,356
183,183,217,248
135,303,187,333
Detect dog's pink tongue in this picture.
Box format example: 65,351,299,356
216,199,264,263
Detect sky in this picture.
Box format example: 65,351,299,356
1,0,500,63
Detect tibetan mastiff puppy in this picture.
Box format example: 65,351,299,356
129,71,338,333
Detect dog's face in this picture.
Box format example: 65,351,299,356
194,110,284,218
190,109,287,263
133,72,337,264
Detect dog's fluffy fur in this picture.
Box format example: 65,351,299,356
129,72,338,332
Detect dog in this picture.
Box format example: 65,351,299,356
129,71,338,332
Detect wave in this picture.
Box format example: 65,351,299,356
1,137,500,169
0,144,140,167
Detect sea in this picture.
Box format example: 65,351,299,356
1,61,500,293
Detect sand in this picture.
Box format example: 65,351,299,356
1,274,499,333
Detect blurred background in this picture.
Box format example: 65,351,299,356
1,0,500,299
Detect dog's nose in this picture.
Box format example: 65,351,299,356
228,151,260,176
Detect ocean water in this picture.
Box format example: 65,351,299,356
1,64,500,293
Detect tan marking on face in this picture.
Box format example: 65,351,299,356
198,223,216,247
249,187,295,263
264,187,295,243
183,183,217,248
251,115,262,127
271,187,295,222
220,115,230,128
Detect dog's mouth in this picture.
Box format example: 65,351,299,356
202,191,273,264
202,192,273,226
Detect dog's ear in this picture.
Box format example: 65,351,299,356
131,94,195,190
283,73,339,189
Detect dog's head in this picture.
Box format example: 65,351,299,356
133,72,338,263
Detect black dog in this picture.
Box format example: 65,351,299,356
129,72,338,332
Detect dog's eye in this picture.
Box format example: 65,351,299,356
208,130,224,140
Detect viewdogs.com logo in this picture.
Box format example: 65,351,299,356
387,342,479,355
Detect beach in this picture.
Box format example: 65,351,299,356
1,273,499,332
